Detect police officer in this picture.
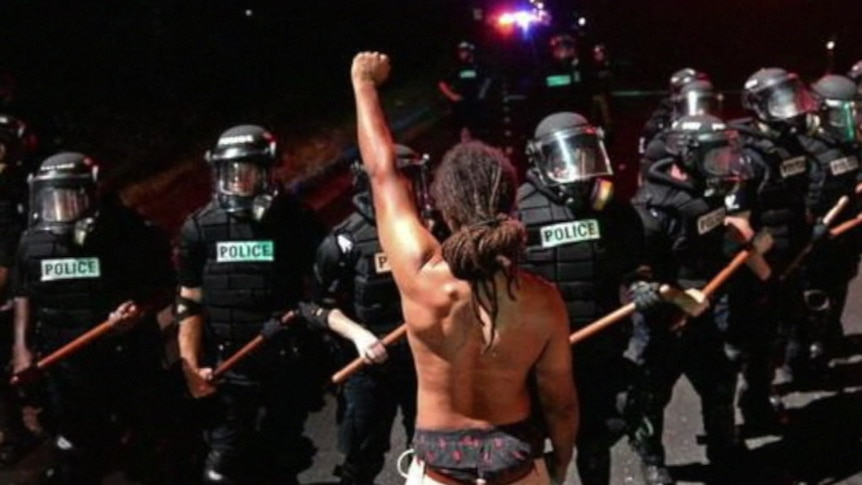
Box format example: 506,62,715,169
517,112,644,485
11,152,176,484
639,68,711,157
437,41,494,143
176,124,328,485
307,144,429,485
794,74,862,381
641,78,720,172
0,114,39,465
627,115,754,484
727,67,816,431
533,34,599,128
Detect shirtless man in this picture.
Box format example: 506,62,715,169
351,51,578,485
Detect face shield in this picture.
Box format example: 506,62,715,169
675,91,716,117
764,80,815,120
693,131,752,199
217,161,266,197
698,131,750,179
34,186,90,224
821,99,860,142
530,126,613,186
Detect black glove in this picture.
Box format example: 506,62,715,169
629,281,663,312
297,301,331,331
811,218,828,243
260,316,284,340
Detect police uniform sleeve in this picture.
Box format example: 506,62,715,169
630,198,674,283
176,216,206,288
312,231,351,304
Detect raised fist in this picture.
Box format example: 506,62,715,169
351,52,391,87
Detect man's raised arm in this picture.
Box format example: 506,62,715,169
351,51,439,288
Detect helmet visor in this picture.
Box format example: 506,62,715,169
532,127,613,184
37,187,89,223
823,100,860,142
700,132,751,180
675,91,716,117
218,161,265,197
766,81,815,120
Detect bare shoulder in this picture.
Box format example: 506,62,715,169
515,269,567,331
517,269,561,302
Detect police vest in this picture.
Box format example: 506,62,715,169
800,134,860,217
634,174,728,287
334,213,403,335
736,122,810,258
20,229,112,348
517,181,624,329
195,203,300,342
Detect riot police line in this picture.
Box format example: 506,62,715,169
0,58,858,485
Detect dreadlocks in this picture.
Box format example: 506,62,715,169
430,141,526,350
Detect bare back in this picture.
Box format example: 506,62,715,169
404,259,571,431
351,53,577,478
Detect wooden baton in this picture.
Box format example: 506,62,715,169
212,311,298,379
10,306,144,386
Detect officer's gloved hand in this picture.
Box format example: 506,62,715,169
811,218,829,244
351,328,388,365
297,301,331,331
628,281,663,312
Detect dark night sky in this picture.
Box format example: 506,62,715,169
0,0,859,173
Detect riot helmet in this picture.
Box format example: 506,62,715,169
811,74,861,143
351,144,431,216
550,34,577,62
672,79,718,118
669,68,709,96
742,68,815,131
457,41,476,63
665,114,751,195
28,152,98,237
526,112,614,210
206,124,276,219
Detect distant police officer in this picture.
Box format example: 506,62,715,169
437,41,494,143
727,67,816,431
11,152,176,484
639,68,711,157
308,144,429,485
627,115,754,484
176,125,328,485
517,112,644,485
795,74,862,379
533,34,599,127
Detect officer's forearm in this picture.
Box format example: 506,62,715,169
178,315,205,369
12,297,31,349
326,308,371,342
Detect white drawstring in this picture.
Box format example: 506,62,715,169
396,448,415,478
